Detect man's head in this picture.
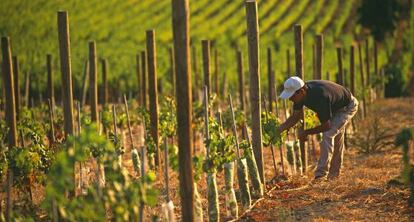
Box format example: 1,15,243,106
279,76,306,103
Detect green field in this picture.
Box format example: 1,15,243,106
0,0,388,98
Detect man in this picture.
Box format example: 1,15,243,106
277,76,358,180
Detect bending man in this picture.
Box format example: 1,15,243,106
277,76,359,180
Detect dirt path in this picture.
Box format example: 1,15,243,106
241,98,414,221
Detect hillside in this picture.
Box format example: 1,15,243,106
0,0,387,97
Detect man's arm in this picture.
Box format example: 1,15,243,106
304,120,331,135
298,120,331,141
279,108,303,133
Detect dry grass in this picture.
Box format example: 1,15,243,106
241,98,414,221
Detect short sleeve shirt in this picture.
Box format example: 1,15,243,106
293,80,352,123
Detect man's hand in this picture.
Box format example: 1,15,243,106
298,128,308,142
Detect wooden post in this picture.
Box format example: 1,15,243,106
101,58,108,106
2,36,18,222
350,45,355,96
202,40,211,97
89,41,99,124
81,60,89,107
24,71,30,107
146,30,160,167
136,54,141,105
374,41,379,99
141,50,147,109
365,39,370,87
267,47,275,113
169,47,176,97
246,0,265,185
358,42,367,119
57,11,76,197
48,99,56,144
214,49,219,97
294,24,307,173
315,34,323,80
192,45,199,100
237,50,245,112
47,54,55,109
57,11,75,137
12,56,20,115
336,47,344,85
172,1,194,219
228,95,241,158
139,142,146,222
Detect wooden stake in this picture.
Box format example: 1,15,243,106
336,47,344,85
228,95,241,159
374,41,379,99
294,24,307,173
267,48,275,113
246,0,265,185
24,71,30,107
81,60,89,107
141,50,147,108
89,41,99,124
46,54,55,109
57,11,76,197
358,42,367,119
202,40,211,97
136,54,141,105
112,105,118,138
214,49,219,97
101,58,108,106
365,39,370,87
1,36,18,222
315,34,323,80
12,56,20,115
48,99,56,144
76,101,84,195
139,137,146,222
146,30,160,167
203,86,210,157
350,45,355,96
164,139,170,202
57,11,75,137
124,94,135,149
171,3,195,213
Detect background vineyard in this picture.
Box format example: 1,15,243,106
0,0,389,99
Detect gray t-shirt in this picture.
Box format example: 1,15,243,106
293,80,352,123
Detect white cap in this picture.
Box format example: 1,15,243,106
279,76,305,99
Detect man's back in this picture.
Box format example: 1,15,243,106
293,80,352,122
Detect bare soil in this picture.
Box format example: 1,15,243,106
240,98,414,222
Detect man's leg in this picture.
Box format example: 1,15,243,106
315,96,359,179
328,128,345,179
315,132,334,178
